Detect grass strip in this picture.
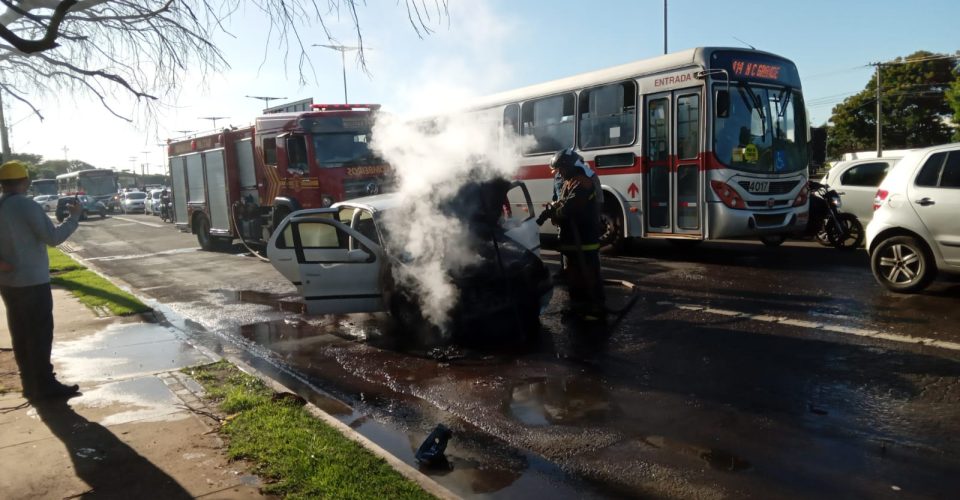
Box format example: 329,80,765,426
48,247,150,316
187,360,434,500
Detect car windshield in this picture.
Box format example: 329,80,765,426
127,192,147,200
714,83,808,174
313,132,377,167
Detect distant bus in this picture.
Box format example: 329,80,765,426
29,179,58,196
116,171,141,191
56,169,118,205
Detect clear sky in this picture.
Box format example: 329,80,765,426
7,0,958,173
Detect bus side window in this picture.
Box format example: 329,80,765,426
521,93,575,155
578,81,637,149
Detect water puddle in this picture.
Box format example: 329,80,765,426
642,435,752,473
508,376,615,427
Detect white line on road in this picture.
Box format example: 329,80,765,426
658,300,960,352
84,247,198,262
111,216,164,228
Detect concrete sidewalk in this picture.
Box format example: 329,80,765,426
0,288,270,499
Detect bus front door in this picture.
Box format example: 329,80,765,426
643,89,703,237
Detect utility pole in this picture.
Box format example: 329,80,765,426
313,44,365,104
141,151,150,176
663,0,668,54
0,90,9,160
874,62,882,158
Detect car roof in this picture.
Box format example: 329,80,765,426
331,193,404,214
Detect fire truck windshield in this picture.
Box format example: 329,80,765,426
313,132,376,168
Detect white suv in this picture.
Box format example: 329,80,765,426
866,143,960,292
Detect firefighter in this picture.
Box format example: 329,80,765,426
537,148,605,321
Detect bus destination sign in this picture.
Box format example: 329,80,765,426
731,60,781,80
710,50,800,88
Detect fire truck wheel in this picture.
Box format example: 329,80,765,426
194,214,217,251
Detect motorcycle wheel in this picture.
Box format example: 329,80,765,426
832,213,864,250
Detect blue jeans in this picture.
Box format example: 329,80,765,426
1,283,56,393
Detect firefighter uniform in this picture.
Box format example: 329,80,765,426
545,149,605,321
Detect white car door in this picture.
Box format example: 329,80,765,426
909,150,960,267
267,211,385,315
836,161,893,226
502,181,542,255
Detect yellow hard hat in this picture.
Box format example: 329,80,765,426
0,161,29,181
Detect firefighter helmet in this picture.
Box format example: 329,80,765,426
550,147,585,175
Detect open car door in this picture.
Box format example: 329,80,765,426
267,211,384,315
502,181,542,255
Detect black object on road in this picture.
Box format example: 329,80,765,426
415,424,452,468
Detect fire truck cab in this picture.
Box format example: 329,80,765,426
167,103,391,251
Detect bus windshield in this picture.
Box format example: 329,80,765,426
31,180,57,196
714,83,807,174
80,175,118,197
313,131,377,168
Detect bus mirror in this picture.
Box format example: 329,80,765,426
716,90,730,118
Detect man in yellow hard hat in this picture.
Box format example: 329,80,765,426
0,160,82,399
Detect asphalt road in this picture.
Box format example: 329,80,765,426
63,212,960,499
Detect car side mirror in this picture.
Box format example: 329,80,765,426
716,90,730,118
347,248,371,263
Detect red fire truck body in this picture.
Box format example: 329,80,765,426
167,104,390,250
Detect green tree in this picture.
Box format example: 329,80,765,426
946,77,960,141
827,51,958,158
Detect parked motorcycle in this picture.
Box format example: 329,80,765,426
807,181,863,250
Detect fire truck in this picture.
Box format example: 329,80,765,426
166,103,390,250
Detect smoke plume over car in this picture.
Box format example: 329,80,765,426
371,110,530,333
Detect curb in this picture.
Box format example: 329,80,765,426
228,357,461,500
62,246,460,500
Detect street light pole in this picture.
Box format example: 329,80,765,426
199,116,229,130
663,0,668,54
141,151,150,176
245,95,288,112
313,44,365,104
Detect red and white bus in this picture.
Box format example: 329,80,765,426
470,47,810,247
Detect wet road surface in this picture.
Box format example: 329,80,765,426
63,213,960,498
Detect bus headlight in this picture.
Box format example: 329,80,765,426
792,184,809,207
710,180,745,209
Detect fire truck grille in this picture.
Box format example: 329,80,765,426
344,177,384,200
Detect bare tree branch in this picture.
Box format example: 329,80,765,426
0,1,448,127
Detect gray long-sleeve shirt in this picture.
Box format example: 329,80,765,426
0,193,78,288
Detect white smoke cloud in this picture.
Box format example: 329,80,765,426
371,110,530,331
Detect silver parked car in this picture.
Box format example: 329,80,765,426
866,143,960,292
33,194,59,211
822,156,902,228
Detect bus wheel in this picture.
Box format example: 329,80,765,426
599,202,625,252
760,235,786,247
195,214,216,251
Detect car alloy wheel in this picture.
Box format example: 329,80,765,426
871,235,934,293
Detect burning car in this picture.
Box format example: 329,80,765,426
267,179,551,343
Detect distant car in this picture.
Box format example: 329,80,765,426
55,195,107,221
145,189,163,215
866,143,960,292
120,191,148,214
267,179,551,343
821,156,902,228
33,194,59,212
